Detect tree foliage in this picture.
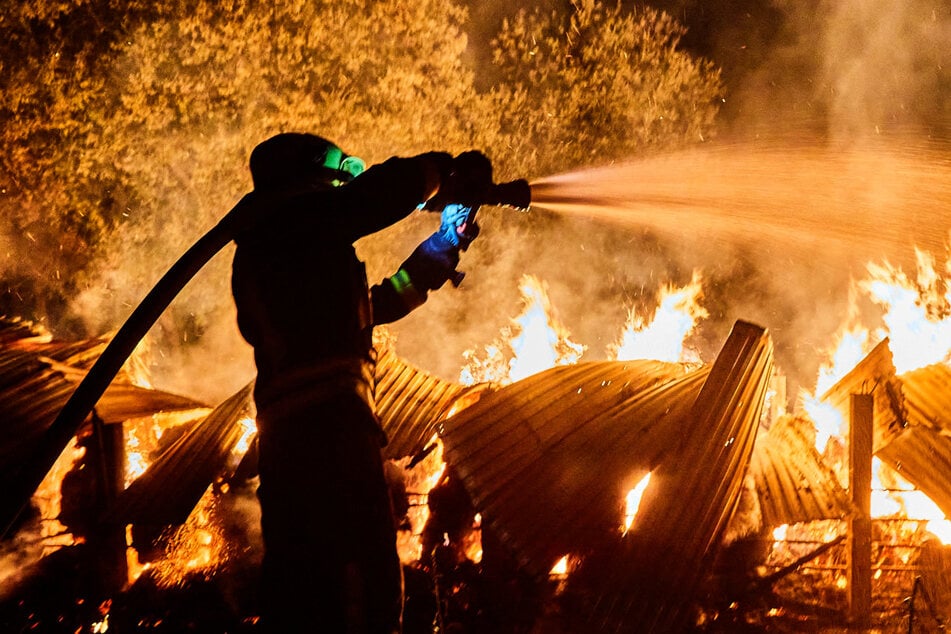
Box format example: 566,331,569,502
487,0,722,177
0,0,721,336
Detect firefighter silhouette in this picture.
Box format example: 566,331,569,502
231,132,492,633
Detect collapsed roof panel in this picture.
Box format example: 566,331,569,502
374,346,484,461
0,319,211,539
440,358,703,577
819,338,904,452
750,414,853,527
818,340,951,519
565,321,774,632
898,363,951,434
877,363,951,518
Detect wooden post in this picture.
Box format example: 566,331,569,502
91,414,129,594
848,393,873,628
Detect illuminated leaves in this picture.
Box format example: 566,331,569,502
0,0,723,332
489,1,722,176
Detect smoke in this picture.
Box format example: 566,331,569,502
6,0,946,408
817,0,950,141
714,0,950,141
377,135,951,406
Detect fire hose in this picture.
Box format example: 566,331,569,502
0,178,531,538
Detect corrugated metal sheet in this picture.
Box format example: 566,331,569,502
750,414,852,527
110,383,254,526
0,317,53,347
374,346,487,460
818,341,951,518
440,357,700,579
877,363,951,517
46,359,209,424
574,320,774,632
898,363,951,433
105,349,483,527
0,318,210,536
820,338,906,451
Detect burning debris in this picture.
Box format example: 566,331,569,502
3,240,951,632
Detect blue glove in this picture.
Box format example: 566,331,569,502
399,232,462,292
439,204,480,250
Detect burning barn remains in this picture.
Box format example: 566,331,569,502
2,251,951,632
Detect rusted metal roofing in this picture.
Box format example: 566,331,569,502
749,414,852,527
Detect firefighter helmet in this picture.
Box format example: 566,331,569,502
249,132,366,190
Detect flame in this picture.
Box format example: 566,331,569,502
622,472,652,535
460,275,585,385
550,555,569,577
123,411,210,487
610,271,708,363
813,325,870,398
869,458,904,518
396,436,447,565
868,458,951,543
506,276,585,382
804,244,951,453
860,248,951,373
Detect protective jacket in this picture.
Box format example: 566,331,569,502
231,152,445,634
231,154,438,419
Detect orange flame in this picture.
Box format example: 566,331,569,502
460,275,585,385
609,271,708,363
622,472,652,535
802,244,951,536
860,248,951,373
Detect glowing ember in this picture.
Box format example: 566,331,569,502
396,436,447,565
550,555,569,577
609,271,707,363
622,472,652,534
461,523,483,564
149,489,229,588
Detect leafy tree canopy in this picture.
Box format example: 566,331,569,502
0,0,721,339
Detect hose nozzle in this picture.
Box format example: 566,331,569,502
485,179,531,210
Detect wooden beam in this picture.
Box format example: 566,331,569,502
848,393,873,628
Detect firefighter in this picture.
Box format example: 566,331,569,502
230,132,492,633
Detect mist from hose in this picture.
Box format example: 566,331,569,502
479,137,951,399
528,140,951,269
